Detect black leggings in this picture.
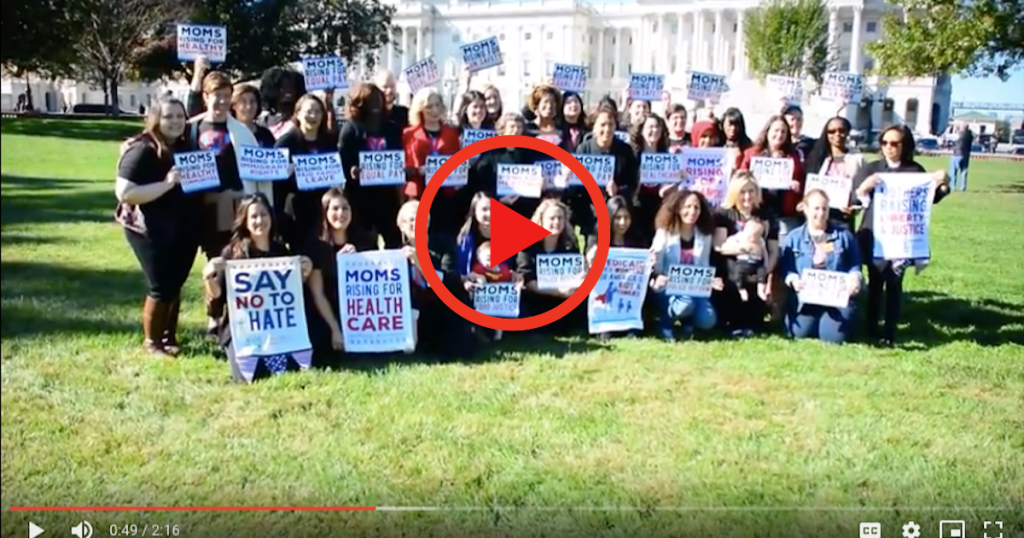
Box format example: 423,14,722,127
521,291,587,336
713,280,767,332
125,229,195,301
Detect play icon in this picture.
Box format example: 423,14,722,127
29,522,44,538
488,197,552,266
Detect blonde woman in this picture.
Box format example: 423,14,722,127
402,87,464,232
713,170,779,336
515,198,586,335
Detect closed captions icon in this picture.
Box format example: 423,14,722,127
861,522,882,538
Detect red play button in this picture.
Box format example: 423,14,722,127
488,198,552,266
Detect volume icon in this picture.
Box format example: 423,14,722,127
71,521,92,538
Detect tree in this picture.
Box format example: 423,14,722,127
1,0,80,109
67,0,187,117
867,0,1023,81
134,0,395,84
743,0,833,85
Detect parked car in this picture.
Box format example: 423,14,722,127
916,138,940,153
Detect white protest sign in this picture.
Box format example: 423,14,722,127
294,153,344,191
404,57,442,93
425,155,468,188
564,154,614,186
679,147,729,206
552,64,587,92
798,269,851,308
337,250,415,353
628,73,665,101
820,72,864,102
665,265,716,298
872,173,934,260
537,160,563,190
750,156,795,190
497,163,543,198
462,129,497,148
176,24,226,62
460,36,502,72
237,146,290,182
806,173,853,209
587,248,651,334
640,153,683,186
536,253,586,291
766,74,804,103
173,150,220,193
226,256,312,359
686,71,729,101
473,283,520,318
358,150,406,186
302,56,348,91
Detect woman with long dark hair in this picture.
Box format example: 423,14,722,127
631,113,670,242
258,66,309,138
115,96,196,356
720,107,753,152
561,91,588,151
456,90,495,131
804,116,863,228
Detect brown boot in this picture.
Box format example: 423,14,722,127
142,297,169,356
161,296,181,356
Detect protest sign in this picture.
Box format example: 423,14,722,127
640,153,684,186
177,24,226,62
614,131,630,143
628,73,666,101
686,71,728,101
665,265,716,298
537,160,563,190
358,150,406,186
237,146,290,182
425,155,468,188
404,56,442,93
337,250,415,353
302,56,348,91
497,163,543,198
460,36,502,72
463,129,497,148
173,150,220,193
552,63,587,92
766,74,804,103
536,254,586,291
871,173,934,260
750,156,795,190
798,269,851,308
587,248,651,334
820,72,864,102
563,154,614,187
473,283,520,318
805,173,853,209
294,153,344,190
679,147,729,206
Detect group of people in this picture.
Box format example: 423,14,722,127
113,57,951,381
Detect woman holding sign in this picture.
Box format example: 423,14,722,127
403,87,463,233
274,94,339,248
631,113,670,242
339,83,405,249
852,125,950,346
115,96,195,356
470,112,540,218
396,201,475,357
780,189,862,344
647,189,722,340
202,193,314,382
516,198,587,336
804,116,863,229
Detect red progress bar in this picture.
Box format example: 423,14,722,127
10,507,377,511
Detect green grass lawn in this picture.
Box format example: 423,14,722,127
2,118,1022,537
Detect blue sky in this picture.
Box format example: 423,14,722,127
952,72,1024,117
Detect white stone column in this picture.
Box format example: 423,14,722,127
632,19,642,73
418,26,427,61
403,28,413,71
385,32,394,71
675,13,686,74
693,11,704,70
849,7,863,73
597,28,606,80
713,10,723,73
734,9,745,76
827,7,839,67
616,27,625,79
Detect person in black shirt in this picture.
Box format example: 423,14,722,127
782,104,816,163
115,96,197,356
201,193,315,383
374,69,410,129
571,109,640,241
258,66,307,138
720,108,754,152
585,196,648,340
949,123,973,192
469,112,540,218
562,92,588,151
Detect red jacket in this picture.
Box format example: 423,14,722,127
739,147,806,217
402,123,462,199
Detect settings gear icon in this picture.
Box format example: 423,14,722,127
902,521,922,538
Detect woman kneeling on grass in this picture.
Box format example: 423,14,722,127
201,193,314,383
115,95,196,357
780,189,862,344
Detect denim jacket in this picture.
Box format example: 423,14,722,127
781,224,862,283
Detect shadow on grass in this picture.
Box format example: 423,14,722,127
1,175,113,229
0,260,143,339
983,183,1024,194
1,117,141,142
899,290,1024,347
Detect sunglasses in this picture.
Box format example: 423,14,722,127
881,140,903,147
